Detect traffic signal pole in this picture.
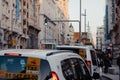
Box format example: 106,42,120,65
44,0,82,43
79,0,82,43
44,19,81,42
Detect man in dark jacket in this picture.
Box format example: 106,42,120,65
103,53,111,73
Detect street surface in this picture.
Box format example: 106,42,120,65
99,65,119,80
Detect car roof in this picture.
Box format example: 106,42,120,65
0,49,72,59
56,45,94,49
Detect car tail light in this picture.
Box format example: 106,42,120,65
52,71,59,80
87,61,91,66
86,61,92,73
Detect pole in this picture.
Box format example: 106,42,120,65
11,10,13,48
87,21,89,38
84,9,86,32
79,0,81,42
45,25,46,43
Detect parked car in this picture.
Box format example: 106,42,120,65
56,45,100,76
0,49,99,80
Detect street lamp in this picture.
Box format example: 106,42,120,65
43,16,57,44
44,18,48,26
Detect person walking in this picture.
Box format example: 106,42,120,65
116,54,120,79
103,53,111,73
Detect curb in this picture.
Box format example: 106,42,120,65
101,73,119,80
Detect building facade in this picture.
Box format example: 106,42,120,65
105,0,114,42
0,0,70,49
96,27,106,52
56,0,69,19
27,0,41,49
0,0,22,49
66,23,74,45
110,0,120,44
109,0,120,57
55,0,70,45
39,0,70,48
38,0,59,49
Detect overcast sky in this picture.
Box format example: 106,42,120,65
68,0,106,34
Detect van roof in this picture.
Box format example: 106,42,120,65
0,49,72,59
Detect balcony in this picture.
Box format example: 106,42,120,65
12,26,22,35
28,19,41,31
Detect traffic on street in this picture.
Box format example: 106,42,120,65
0,0,120,80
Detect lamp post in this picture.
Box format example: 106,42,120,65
79,0,82,42
44,22,47,43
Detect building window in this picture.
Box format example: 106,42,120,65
13,4,15,7
8,10,10,13
23,1,26,6
23,19,26,25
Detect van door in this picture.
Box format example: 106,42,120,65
61,58,92,80
90,50,99,75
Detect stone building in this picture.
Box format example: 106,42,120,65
109,0,120,57
96,27,106,52
27,0,41,49
38,0,70,48
0,0,22,49
110,0,120,44
55,0,70,45
0,0,70,49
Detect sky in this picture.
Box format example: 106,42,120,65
68,0,106,35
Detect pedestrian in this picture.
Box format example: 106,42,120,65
108,52,113,65
103,53,111,73
116,54,120,78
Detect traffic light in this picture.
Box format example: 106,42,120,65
44,18,48,26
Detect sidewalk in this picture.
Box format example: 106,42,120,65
102,73,119,80
101,65,119,80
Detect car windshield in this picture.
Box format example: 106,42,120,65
0,56,51,80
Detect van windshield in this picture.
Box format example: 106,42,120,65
0,56,51,80
56,47,86,60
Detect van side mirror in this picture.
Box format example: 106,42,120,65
92,72,100,79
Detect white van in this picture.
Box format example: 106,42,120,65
0,49,99,80
56,45,99,76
